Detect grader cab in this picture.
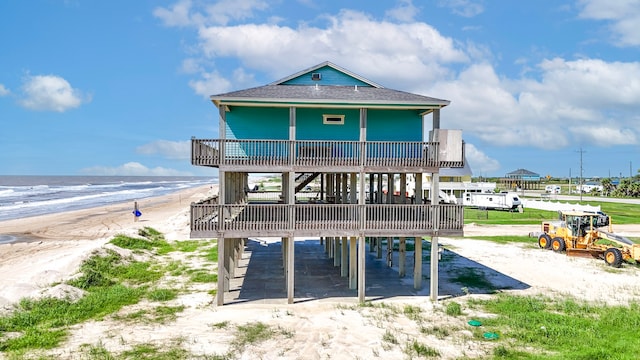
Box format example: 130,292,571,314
538,211,640,267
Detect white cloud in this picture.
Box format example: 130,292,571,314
203,0,269,26
196,10,468,88
465,143,500,174
154,0,268,27
385,0,420,23
578,0,640,46
81,162,191,176
0,84,9,96
430,58,640,149
153,0,200,27
136,140,191,160
19,74,88,112
438,0,484,18
189,69,233,97
569,125,637,145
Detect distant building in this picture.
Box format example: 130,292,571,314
500,168,541,190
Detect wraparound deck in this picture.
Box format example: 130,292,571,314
191,139,464,172
190,202,464,238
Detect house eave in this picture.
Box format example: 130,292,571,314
212,98,450,110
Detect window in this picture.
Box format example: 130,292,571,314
323,114,344,125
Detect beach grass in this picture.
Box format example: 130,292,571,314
0,228,218,355
468,294,640,359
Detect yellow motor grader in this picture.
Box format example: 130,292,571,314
537,210,640,267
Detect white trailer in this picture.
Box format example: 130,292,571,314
462,192,522,210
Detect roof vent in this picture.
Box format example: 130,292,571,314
311,73,321,81
354,85,358,91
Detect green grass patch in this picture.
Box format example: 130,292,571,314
464,208,556,225
173,240,203,252
463,235,536,245
119,342,191,360
166,260,189,276
0,284,144,351
68,250,162,289
420,325,450,339
470,294,640,359
583,201,640,225
402,304,423,321
109,227,172,254
232,322,275,350
404,340,440,358
147,288,179,302
382,330,398,345
188,270,218,283
445,301,462,316
204,240,219,262
0,327,67,352
465,201,640,225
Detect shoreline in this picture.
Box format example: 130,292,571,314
0,184,217,308
0,184,217,244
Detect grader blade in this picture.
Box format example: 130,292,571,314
566,248,601,259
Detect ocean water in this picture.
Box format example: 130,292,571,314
0,176,216,226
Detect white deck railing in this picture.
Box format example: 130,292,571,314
190,202,464,237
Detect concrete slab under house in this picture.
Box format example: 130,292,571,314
189,61,465,305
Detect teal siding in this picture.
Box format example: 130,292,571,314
367,109,423,141
282,66,371,87
226,107,289,140
296,108,360,140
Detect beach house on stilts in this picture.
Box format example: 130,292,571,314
190,61,465,305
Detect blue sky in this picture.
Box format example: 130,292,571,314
1,0,638,178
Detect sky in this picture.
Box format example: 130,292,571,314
0,0,639,178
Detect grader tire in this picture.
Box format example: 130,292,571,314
538,234,551,249
551,237,566,252
604,248,623,268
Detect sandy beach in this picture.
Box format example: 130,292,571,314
1,188,639,359
0,185,216,308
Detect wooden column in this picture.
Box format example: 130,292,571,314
430,173,440,301
399,173,407,277
216,236,225,306
335,173,342,204
341,237,348,277
414,172,423,289
414,237,422,289
287,236,295,304
216,104,227,307
358,236,366,303
282,237,287,269
349,237,357,289
386,236,393,267
223,236,231,292
387,173,394,204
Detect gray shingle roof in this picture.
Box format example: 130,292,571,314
211,84,450,107
506,168,540,177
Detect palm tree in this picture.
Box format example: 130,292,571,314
601,178,614,196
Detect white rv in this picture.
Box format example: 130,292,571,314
462,192,522,210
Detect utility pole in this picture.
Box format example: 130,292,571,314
577,148,585,202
